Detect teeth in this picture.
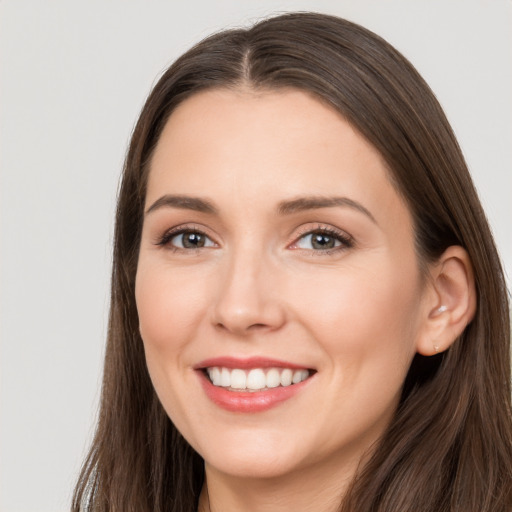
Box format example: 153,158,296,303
220,367,230,387
266,368,280,388
206,366,311,391
230,369,247,389
292,369,309,384
247,369,266,390
210,367,221,386
280,368,293,386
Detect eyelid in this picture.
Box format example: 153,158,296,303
287,224,354,252
154,223,219,249
153,222,353,253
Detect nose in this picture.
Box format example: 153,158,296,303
210,250,286,336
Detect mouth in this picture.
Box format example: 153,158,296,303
204,366,312,392
195,357,316,412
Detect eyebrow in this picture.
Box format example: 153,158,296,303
145,193,377,224
277,196,377,224
145,195,217,215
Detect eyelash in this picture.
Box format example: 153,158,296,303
155,224,354,255
155,224,213,251
291,225,354,255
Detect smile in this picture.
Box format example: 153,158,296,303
206,367,311,391
196,357,316,412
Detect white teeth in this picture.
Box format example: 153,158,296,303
206,366,311,391
291,369,308,384
230,369,247,389
292,370,305,384
266,368,281,388
209,367,221,386
280,368,293,386
220,367,231,387
247,369,266,390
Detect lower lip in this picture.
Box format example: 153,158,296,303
197,371,313,413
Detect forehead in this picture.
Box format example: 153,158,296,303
147,87,410,228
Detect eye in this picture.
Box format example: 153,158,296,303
291,228,353,252
158,228,217,250
173,231,214,249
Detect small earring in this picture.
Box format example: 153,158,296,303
433,342,440,354
437,305,448,314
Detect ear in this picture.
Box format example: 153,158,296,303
416,246,477,356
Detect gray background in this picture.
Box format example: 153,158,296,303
1,1,510,511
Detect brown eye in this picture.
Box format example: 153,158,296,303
310,232,336,249
295,231,345,251
170,231,215,249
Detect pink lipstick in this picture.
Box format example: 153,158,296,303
195,357,315,413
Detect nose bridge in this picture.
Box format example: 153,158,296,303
211,241,284,334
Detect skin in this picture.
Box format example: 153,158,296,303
135,88,469,512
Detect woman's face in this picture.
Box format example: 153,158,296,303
136,88,431,481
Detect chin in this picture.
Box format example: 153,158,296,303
204,449,303,480
194,427,308,479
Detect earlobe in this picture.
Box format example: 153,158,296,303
416,246,477,356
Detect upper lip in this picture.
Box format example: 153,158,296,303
194,356,313,371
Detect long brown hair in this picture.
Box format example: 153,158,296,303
72,12,512,512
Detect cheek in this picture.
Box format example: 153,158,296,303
291,260,422,436
135,261,208,353
287,258,422,368
134,261,208,434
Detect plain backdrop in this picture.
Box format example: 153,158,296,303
1,1,510,511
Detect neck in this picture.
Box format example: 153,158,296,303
197,453,362,512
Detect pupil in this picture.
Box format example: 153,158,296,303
183,232,205,248
312,233,334,249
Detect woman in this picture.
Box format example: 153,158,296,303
72,12,512,512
